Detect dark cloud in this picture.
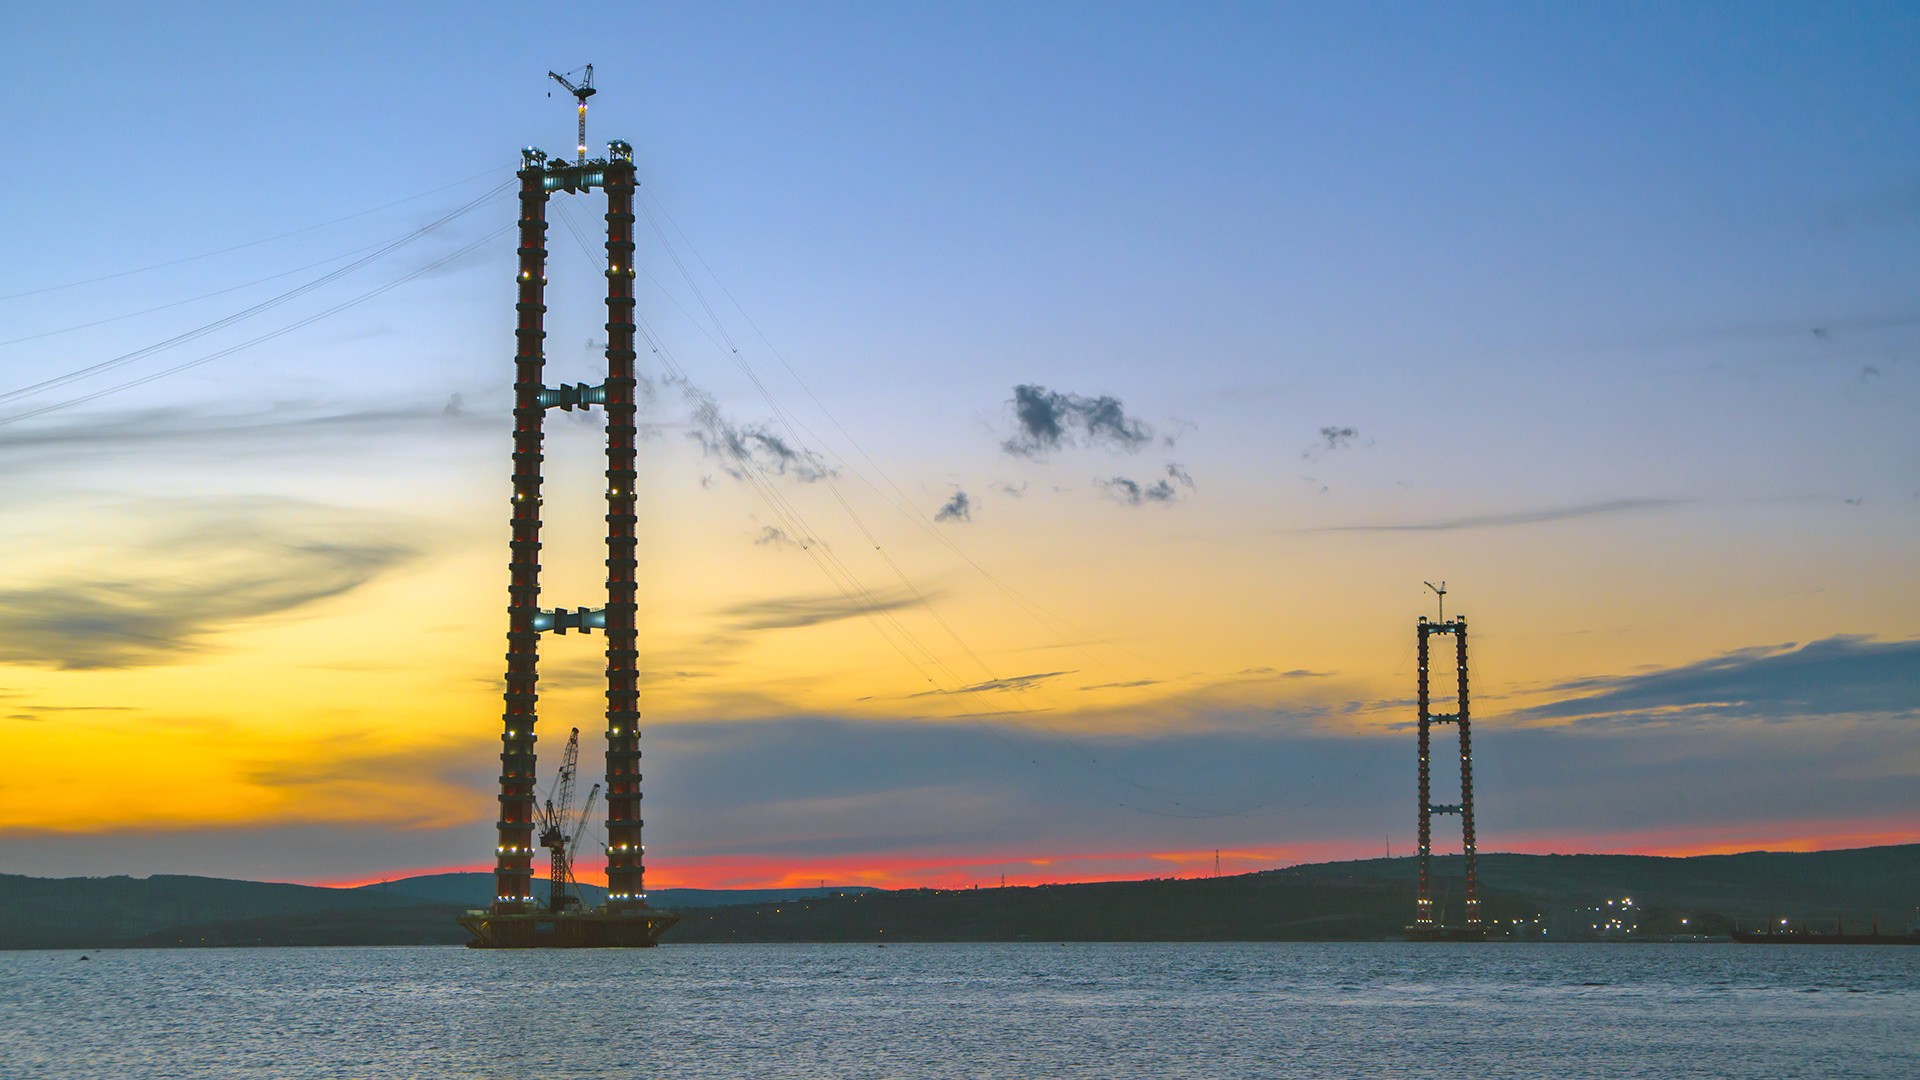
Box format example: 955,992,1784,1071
0,498,417,670
717,587,928,632
1100,477,1145,505
8,701,1918,880
1000,385,1153,458
1099,464,1197,507
934,489,972,524
1301,426,1360,462
996,482,1028,498
911,670,1072,697
754,526,803,549
1313,498,1689,533
1514,636,1920,726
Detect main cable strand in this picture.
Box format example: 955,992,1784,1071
0,163,510,303
0,181,513,408
0,223,513,428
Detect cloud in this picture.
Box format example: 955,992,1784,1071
1313,498,1689,533
911,670,1072,697
11,708,1918,882
1000,384,1153,458
934,489,972,523
1301,425,1361,462
0,400,496,471
1513,636,1920,726
1080,679,1163,691
0,498,417,670
754,526,803,549
1099,464,1197,507
717,587,928,632
671,374,833,484
996,482,1028,498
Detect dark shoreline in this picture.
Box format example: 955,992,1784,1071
5,844,1914,950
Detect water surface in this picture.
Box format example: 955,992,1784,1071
4,942,1914,1078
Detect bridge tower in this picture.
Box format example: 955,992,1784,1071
1409,612,1484,940
457,130,677,949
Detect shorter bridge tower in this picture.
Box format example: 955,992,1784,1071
1408,609,1484,940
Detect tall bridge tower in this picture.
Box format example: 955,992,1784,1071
1408,612,1484,940
458,134,677,949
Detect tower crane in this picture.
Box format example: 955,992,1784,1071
547,64,596,164
536,727,597,912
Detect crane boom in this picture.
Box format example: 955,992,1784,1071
547,64,596,164
564,784,601,897
537,728,584,912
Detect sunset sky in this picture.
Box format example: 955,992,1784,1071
1,3,1915,889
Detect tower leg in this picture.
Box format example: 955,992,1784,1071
602,151,647,909
1415,622,1433,927
1457,623,1478,927
494,152,552,915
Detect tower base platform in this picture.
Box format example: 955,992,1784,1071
458,906,679,949
1405,924,1489,942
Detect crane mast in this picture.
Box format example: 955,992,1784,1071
537,728,587,912
548,64,596,164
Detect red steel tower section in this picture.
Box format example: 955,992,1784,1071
601,150,647,907
1412,614,1482,938
462,140,675,948
493,152,552,912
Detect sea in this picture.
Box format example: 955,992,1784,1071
3,942,1915,1078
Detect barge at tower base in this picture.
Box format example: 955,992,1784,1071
457,907,679,949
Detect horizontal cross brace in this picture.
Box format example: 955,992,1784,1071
541,164,608,193
532,607,607,634
1427,804,1463,815
1427,712,1461,724
537,382,606,411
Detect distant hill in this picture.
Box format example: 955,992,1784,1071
670,845,1920,944
3,845,1913,949
0,873,432,950
1292,846,1920,921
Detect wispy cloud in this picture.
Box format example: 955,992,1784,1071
0,399,496,467
1301,425,1359,462
1080,678,1162,691
1000,384,1153,458
717,587,928,633
0,497,417,670
754,525,804,550
911,670,1073,697
1312,498,1689,533
671,374,833,484
1099,463,1197,507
